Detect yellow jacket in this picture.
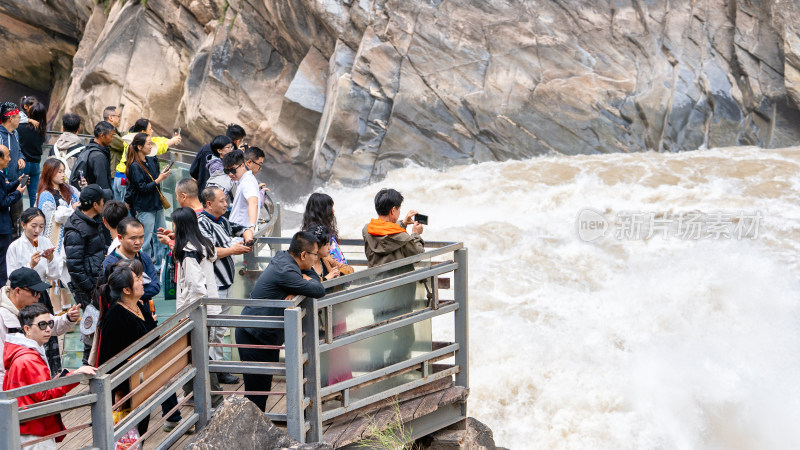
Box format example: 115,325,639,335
115,135,170,174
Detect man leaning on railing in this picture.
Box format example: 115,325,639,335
236,231,325,412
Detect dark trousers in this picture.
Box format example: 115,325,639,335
161,394,182,422
0,233,12,286
10,199,22,238
235,327,283,412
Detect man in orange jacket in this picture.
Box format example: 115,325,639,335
362,188,424,268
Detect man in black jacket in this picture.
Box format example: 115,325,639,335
63,184,112,364
84,121,115,190
235,231,325,411
64,185,112,307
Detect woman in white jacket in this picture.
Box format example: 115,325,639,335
171,207,219,313
6,208,67,376
7,208,62,284
171,206,226,407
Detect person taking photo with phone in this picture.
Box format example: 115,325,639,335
124,133,171,266
0,144,27,286
114,118,180,202
6,208,67,375
3,303,95,447
362,188,424,268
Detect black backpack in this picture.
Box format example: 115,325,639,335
69,147,100,190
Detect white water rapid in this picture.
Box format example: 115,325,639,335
286,146,800,449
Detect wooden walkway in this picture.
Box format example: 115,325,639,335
54,377,466,449
56,379,286,450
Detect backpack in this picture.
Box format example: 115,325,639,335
69,146,99,190
52,142,84,180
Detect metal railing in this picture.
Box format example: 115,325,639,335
0,300,209,449
1,133,469,447
0,240,468,448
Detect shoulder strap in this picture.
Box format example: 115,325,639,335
65,145,85,159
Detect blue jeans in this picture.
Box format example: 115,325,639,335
113,176,126,202
23,162,40,206
136,209,166,267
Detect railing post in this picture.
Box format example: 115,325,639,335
190,304,211,429
1,398,21,449
90,374,115,449
453,248,469,397
284,306,305,442
268,204,282,255
300,297,322,442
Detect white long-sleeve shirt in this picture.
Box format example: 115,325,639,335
6,235,63,282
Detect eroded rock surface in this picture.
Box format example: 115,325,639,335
183,396,330,449
4,0,800,197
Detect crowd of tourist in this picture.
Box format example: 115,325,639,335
0,97,426,448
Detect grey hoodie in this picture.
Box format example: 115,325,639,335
54,132,83,154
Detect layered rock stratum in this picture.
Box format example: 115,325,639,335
2,0,799,196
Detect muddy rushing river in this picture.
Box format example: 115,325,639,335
285,146,800,449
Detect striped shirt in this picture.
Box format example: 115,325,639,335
197,211,247,290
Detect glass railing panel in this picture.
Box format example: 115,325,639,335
321,280,433,394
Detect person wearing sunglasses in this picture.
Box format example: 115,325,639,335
223,150,269,231
3,303,96,447
0,267,80,387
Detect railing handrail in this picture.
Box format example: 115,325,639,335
95,300,202,377
1,234,468,448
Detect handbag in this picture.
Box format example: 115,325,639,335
163,251,177,300
139,160,171,209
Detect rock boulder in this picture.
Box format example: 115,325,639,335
3,0,800,198
183,396,330,450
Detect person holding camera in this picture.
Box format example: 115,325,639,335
362,188,424,268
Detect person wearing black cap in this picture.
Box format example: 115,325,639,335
0,267,80,386
62,185,111,364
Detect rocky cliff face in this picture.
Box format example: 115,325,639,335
3,0,800,198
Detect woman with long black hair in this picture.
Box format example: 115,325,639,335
301,197,355,386
171,207,218,310
124,133,171,265
170,207,225,410
95,259,155,435
17,102,47,205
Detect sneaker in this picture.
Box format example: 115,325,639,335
217,373,240,384
163,421,195,434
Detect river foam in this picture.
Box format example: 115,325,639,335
286,146,800,449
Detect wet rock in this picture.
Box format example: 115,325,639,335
183,396,330,450
417,417,506,450
4,0,800,195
